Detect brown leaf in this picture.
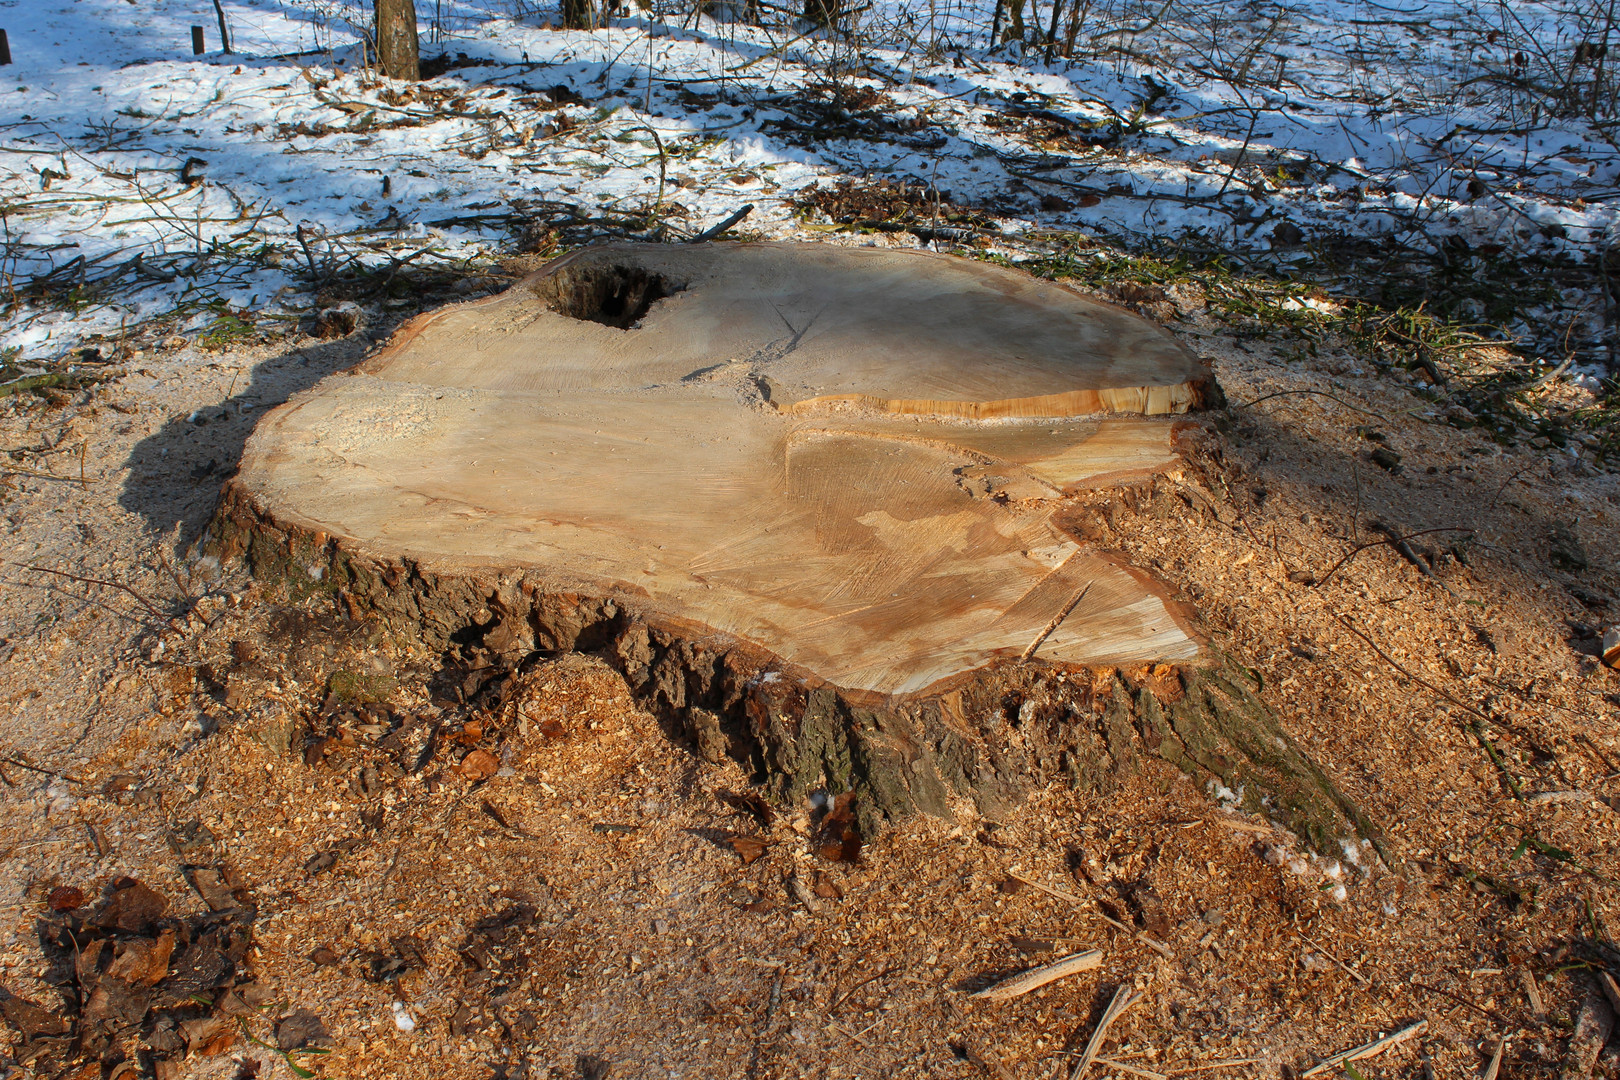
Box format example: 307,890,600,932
720,790,774,827
0,994,68,1040
47,885,84,912
106,930,176,986
812,792,862,863
728,836,769,864
1077,194,1102,207
93,879,168,933
180,1015,234,1056
459,748,499,781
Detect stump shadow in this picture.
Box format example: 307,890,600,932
116,320,405,550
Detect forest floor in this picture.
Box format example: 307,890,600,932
0,244,1614,1079
2,0,1620,1077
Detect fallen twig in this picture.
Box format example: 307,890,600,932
689,204,755,243
1020,579,1093,662
0,755,84,785
22,563,172,622
971,949,1103,1001
1002,871,1172,957
1100,1059,1169,1080
1301,1020,1427,1077
1070,985,1143,1080
1482,1038,1506,1080
1314,527,1473,589
1170,1060,1260,1074
1297,931,1372,988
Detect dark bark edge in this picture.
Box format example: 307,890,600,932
209,483,1389,865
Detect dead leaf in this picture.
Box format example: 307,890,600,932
720,790,774,827
459,748,499,781
729,836,769,864
93,879,168,933
47,885,84,912
0,993,68,1040
180,1015,234,1056
1077,194,1102,207
106,930,176,986
813,793,862,863
276,1008,334,1051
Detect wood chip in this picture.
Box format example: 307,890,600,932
1482,1039,1506,1080
1522,969,1546,1017
1070,985,1143,1080
1302,1020,1428,1077
971,949,1104,1001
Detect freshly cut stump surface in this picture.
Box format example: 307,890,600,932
230,243,1212,694
220,243,1378,850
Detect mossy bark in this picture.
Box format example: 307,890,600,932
211,484,1386,860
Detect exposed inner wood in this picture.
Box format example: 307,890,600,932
230,243,1215,696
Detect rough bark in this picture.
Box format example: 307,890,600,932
374,0,420,82
209,486,1388,860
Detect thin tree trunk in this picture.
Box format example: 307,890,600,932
212,0,233,53
375,0,421,81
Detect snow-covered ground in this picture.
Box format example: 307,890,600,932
1,0,1615,370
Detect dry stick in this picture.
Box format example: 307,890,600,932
971,949,1103,1001
1297,930,1372,987
1005,870,1086,905
1408,980,1517,1028
22,563,173,622
1071,985,1143,1080
0,755,84,785
1020,580,1092,662
1233,388,1389,420
689,203,754,243
1003,872,1173,958
1315,527,1474,590
1100,1059,1168,1080
1171,1060,1260,1074
0,465,80,483
1301,1020,1428,1078
1333,615,1497,730
1336,614,1525,798
828,964,898,1014
1482,1038,1506,1080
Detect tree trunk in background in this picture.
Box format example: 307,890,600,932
375,0,420,82
561,0,601,30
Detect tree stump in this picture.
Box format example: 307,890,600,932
214,243,1381,854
